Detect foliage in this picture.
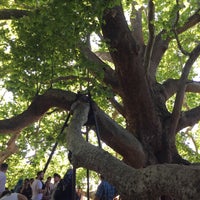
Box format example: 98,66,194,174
0,0,199,194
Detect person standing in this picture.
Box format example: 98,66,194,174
0,163,8,196
31,171,45,200
20,178,32,200
94,175,117,200
50,173,61,200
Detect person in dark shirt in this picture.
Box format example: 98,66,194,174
54,151,78,200
94,175,117,200
20,178,32,200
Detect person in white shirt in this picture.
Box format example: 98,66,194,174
0,163,8,196
31,171,44,200
0,191,27,200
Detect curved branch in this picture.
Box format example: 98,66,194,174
0,89,145,167
172,0,190,56
0,89,76,133
0,9,30,20
65,100,200,200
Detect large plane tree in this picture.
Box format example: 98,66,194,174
0,0,200,199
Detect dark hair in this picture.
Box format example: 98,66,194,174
53,173,61,178
37,171,44,177
0,163,8,171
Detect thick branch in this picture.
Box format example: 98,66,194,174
0,89,76,134
65,100,200,199
130,2,144,47
94,103,145,168
81,47,120,94
163,79,200,100
0,89,145,167
0,9,30,20
178,106,200,131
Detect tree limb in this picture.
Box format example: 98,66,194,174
65,100,200,200
176,8,200,35
178,106,200,131
0,89,145,168
0,9,30,20
163,79,200,100
0,132,20,163
169,44,200,136
149,8,200,82
108,96,125,117
172,0,190,56
81,46,120,94
130,2,144,47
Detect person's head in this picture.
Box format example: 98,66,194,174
0,163,8,172
100,175,104,180
47,176,51,182
37,171,44,180
24,178,30,185
53,173,61,183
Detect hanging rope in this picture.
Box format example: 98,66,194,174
84,92,102,200
43,112,71,173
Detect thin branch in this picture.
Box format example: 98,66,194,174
172,0,190,56
0,132,20,163
143,0,155,74
149,8,200,82
184,127,198,153
176,8,200,34
108,96,125,117
169,43,200,137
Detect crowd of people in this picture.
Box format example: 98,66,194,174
0,161,118,200
0,163,83,200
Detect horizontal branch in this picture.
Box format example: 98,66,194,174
0,89,145,167
178,106,200,131
0,9,30,20
0,89,76,133
163,79,200,100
